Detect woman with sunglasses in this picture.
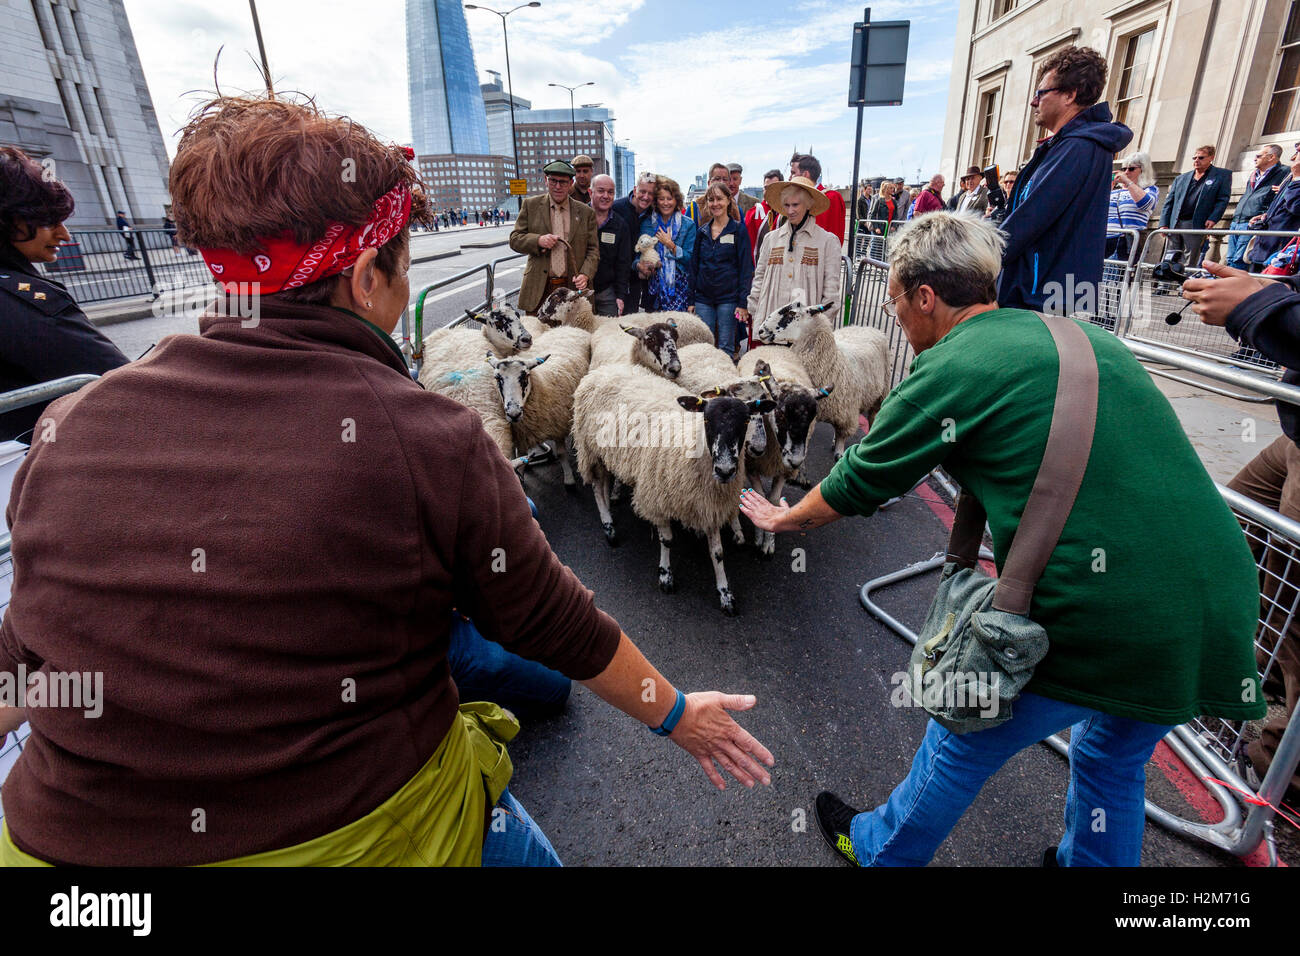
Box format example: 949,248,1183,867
1106,152,1158,262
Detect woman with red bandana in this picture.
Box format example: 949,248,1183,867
0,96,773,867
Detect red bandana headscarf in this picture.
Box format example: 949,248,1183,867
198,161,414,293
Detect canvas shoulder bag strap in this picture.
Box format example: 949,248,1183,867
944,313,1099,615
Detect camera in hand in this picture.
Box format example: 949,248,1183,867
983,164,1006,212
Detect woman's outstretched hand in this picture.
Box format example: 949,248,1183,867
669,692,774,790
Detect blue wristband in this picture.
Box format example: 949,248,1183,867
650,688,686,737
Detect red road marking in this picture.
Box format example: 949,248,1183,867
917,479,1284,866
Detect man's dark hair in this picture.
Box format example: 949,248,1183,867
1038,46,1107,108
764,169,783,182
0,147,75,244
790,152,822,183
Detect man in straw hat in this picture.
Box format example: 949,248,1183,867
509,159,599,313
747,175,841,321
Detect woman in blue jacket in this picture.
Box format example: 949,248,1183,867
689,183,753,356
640,176,695,312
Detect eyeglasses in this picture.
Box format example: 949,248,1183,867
882,289,912,320
1032,87,1061,100
1122,165,1141,171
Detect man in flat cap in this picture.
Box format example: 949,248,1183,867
509,159,599,314
571,155,594,205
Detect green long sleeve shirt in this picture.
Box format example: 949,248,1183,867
821,309,1265,725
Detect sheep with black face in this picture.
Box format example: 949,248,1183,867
572,362,774,615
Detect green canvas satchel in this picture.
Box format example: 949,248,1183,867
906,312,1098,734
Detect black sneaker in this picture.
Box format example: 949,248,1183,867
814,791,861,867
1042,845,1059,867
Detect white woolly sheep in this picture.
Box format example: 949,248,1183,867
425,304,534,360
737,348,834,555
589,319,684,380
572,363,774,615
641,310,715,347
755,293,890,459
420,327,518,468
487,325,592,488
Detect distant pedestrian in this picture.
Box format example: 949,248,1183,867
911,175,946,217
689,182,752,356
640,175,696,312
867,182,897,259
163,209,179,248
115,209,138,260
571,155,594,206
728,163,758,217
745,169,783,265
612,171,657,311
0,147,128,443
1246,144,1300,273
790,152,846,247
954,167,989,216
998,46,1133,311
1158,145,1232,267
1228,144,1287,270
986,169,1017,225
589,174,631,317
1106,152,1158,261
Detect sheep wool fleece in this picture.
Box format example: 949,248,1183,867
819,308,1264,726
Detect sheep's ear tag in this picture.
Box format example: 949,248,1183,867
810,301,834,314
701,386,725,398
750,398,777,414
668,320,678,328
676,395,706,412
465,309,480,321
817,385,835,399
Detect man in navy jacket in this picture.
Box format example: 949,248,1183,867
1246,144,1300,271
612,173,656,312
1226,144,1288,269
1158,145,1233,267
998,47,1132,312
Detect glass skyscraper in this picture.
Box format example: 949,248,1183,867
406,0,491,156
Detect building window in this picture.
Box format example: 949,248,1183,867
991,0,1017,20
976,87,999,168
1114,27,1156,131
1265,0,1300,134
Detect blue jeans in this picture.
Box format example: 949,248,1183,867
849,691,1174,866
481,788,562,866
1225,229,1252,270
448,614,571,721
694,301,738,355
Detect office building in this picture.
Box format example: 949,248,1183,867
511,106,615,193
418,153,516,211
480,70,530,162
407,0,491,156
1,0,171,226
613,143,636,196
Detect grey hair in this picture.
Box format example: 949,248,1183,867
1265,143,1284,161
636,171,657,187
1119,151,1155,188
888,211,1005,308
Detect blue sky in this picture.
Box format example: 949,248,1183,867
123,0,958,189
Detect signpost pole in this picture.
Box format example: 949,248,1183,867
847,7,870,262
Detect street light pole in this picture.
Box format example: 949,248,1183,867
547,81,594,156
466,2,540,209
248,0,273,94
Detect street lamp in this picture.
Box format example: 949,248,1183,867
548,81,594,156
465,2,539,208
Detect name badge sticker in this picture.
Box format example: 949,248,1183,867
601,232,615,244
721,234,734,244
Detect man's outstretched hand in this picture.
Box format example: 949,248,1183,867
669,692,774,790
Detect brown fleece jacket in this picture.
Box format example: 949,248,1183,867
0,299,620,865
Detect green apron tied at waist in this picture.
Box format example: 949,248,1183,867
0,702,520,868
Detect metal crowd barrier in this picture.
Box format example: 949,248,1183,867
406,251,527,376
39,228,214,305
858,481,1300,864
852,219,897,261
844,255,914,390
0,375,101,826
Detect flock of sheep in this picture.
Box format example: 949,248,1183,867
418,287,891,615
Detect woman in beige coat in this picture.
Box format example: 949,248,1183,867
747,176,842,321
